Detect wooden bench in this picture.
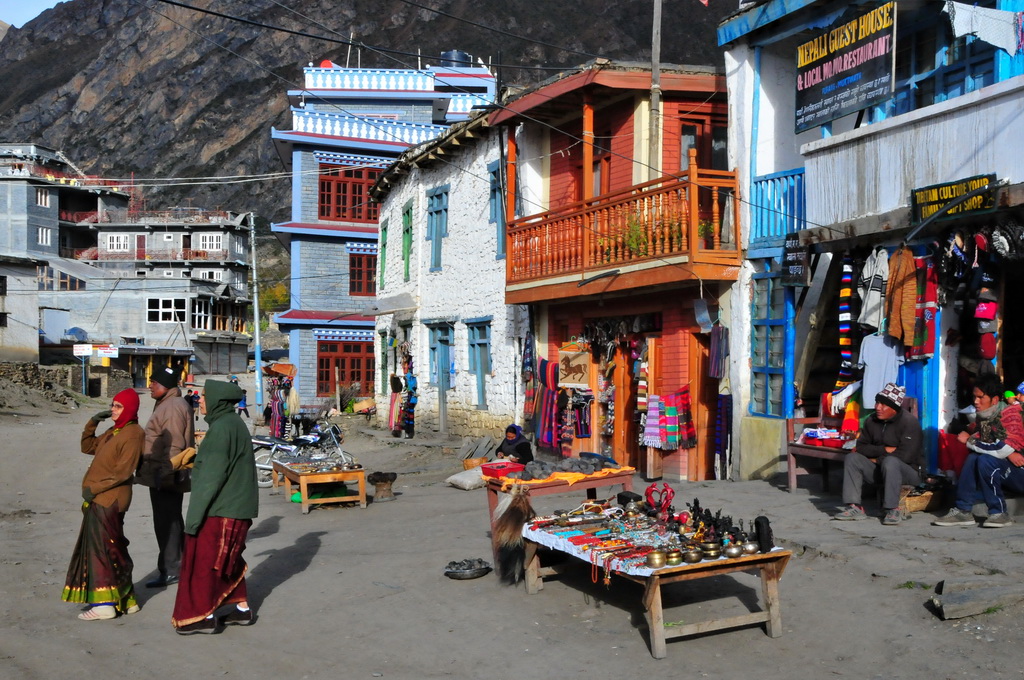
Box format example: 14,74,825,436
786,395,917,493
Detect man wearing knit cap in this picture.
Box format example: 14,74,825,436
834,382,923,525
137,366,194,587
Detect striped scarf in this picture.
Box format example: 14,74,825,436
643,395,662,448
661,392,680,450
835,257,857,389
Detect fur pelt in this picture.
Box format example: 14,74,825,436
492,485,535,585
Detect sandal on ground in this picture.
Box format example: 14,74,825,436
126,604,141,614
78,605,117,621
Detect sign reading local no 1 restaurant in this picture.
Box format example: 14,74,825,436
795,2,897,133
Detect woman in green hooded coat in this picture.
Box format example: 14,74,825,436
172,379,259,634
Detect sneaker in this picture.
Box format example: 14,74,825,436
882,508,903,525
175,617,221,635
834,505,868,521
932,508,976,527
982,513,1015,528
220,607,255,626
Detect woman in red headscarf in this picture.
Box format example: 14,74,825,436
62,388,145,621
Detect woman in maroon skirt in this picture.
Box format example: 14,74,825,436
172,379,259,634
62,388,144,621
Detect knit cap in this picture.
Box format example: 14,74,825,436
150,367,180,389
875,382,906,410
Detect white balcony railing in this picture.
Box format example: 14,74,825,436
291,109,447,146
304,67,434,91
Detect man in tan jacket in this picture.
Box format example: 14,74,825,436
136,366,194,588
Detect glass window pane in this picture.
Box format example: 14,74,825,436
769,374,784,416
769,326,785,368
770,281,785,318
753,327,767,367
753,281,768,319
752,373,766,413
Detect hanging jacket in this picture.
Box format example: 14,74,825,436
885,246,917,346
857,246,888,330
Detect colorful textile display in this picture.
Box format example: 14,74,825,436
676,387,699,449
402,372,418,438
537,358,560,448
522,331,537,422
857,245,889,330
886,245,918,347
708,324,729,379
661,392,680,450
636,359,649,412
643,395,662,448
909,255,938,361
835,257,858,389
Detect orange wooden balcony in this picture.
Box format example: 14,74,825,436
505,159,741,303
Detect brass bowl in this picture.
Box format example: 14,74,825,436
742,541,759,555
665,549,683,566
699,540,720,552
683,549,703,564
724,544,744,559
646,550,667,569
702,549,722,560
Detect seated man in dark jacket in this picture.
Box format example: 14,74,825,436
834,382,923,526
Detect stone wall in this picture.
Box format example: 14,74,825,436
0,361,133,399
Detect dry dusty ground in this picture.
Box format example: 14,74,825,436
1,386,1023,680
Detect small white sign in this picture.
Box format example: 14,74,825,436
73,344,93,357
94,345,119,358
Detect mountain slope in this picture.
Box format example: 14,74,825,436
0,0,733,224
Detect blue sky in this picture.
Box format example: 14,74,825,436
0,0,64,28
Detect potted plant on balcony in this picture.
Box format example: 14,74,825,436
623,212,648,258
698,219,716,249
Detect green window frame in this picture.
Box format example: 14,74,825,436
379,219,388,288
402,200,413,282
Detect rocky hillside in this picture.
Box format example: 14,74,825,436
0,0,733,226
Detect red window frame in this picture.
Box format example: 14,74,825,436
316,341,375,396
318,165,381,223
349,253,377,296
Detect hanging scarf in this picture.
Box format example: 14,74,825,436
708,324,729,379
835,257,857,389
643,395,662,448
715,393,733,479
636,360,649,412
675,387,698,449
661,392,680,450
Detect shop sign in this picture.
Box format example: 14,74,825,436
781,235,811,287
94,344,119,358
72,344,93,357
795,1,896,133
911,174,997,223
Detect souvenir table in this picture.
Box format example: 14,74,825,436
271,461,367,514
485,468,636,525
522,524,791,659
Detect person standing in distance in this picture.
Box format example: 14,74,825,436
136,366,194,588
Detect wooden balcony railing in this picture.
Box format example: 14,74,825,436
507,152,741,285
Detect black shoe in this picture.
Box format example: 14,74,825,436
175,617,220,635
145,574,180,588
220,607,255,626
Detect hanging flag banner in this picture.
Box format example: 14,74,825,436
795,1,897,133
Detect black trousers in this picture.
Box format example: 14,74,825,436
149,487,185,577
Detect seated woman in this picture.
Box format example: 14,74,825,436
496,424,533,464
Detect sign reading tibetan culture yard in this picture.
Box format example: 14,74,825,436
795,2,896,133
911,174,997,223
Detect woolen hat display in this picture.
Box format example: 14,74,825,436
875,382,906,410
979,333,997,360
150,367,180,389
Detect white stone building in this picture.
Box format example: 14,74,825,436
370,114,528,437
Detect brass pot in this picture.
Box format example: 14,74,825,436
646,550,667,569
699,540,720,552
742,541,759,555
724,544,744,559
702,549,722,560
683,548,703,564
665,549,683,566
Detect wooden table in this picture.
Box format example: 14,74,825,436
485,469,635,525
523,531,791,659
271,461,367,514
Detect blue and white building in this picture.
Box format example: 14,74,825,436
270,53,496,406
719,0,1024,479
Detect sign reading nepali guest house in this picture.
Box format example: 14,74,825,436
795,2,896,133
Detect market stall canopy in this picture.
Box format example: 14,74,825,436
263,362,297,377
360,292,418,316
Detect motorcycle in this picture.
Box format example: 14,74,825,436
252,420,352,488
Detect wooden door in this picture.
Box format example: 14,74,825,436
687,333,718,481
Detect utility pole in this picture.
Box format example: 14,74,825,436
649,0,663,181
248,212,265,418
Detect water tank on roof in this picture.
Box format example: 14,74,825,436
65,327,89,343
440,50,472,67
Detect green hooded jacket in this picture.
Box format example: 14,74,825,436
185,380,258,534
